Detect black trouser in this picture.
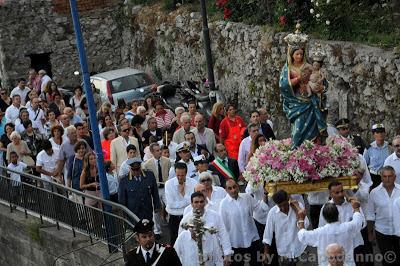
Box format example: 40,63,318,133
353,227,374,266
309,204,323,229
168,214,183,245
370,173,381,190
231,240,261,266
109,193,118,203
375,230,400,266
278,256,299,266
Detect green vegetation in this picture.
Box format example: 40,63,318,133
127,0,399,47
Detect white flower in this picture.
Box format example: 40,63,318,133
326,0,330,3
316,13,321,18
310,9,315,14
326,20,330,25
311,0,314,2
316,1,319,6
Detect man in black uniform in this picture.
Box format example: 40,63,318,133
125,219,182,266
335,118,366,154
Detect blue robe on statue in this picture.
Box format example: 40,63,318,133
279,62,327,148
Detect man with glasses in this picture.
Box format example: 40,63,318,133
110,124,140,174
363,123,390,189
335,118,366,154
383,135,400,184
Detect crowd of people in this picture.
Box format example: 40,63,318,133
2,68,400,266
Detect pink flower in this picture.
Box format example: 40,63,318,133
279,16,286,26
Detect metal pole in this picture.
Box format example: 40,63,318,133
69,0,110,204
200,0,216,92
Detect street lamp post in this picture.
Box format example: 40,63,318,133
69,0,110,203
200,0,217,104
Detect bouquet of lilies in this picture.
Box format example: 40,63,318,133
243,136,363,188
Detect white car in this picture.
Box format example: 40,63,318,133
90,68,155,107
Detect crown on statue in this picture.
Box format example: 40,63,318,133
311,43,326,62
284,22,309,49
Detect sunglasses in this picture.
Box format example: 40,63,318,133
122,128,130,132
200,178,211,182
394,144,400,148
0,92,5,95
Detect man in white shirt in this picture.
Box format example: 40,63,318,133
5,94,22,123
27,97,46,134
297,200,364,266
10,78,31,106
219,179,266,266
38,69,52,93
393,197,400,237
165,162,197,245
383,135,400,184
238,123,258,173
175,192,233,266
319,181,367,265
366,165,400,265
36,140,60,190
263,189,309,265
191,113,216,156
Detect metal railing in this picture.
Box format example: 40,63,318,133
0,165,140,256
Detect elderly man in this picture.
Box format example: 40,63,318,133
118,158,161,221
366,165,400,265
173,114,193,144
175,192,233,266
27,97,46,134
325,244,346,266
363,123,390,189
191,113,216,156
335,118,366,154
38,69,52,93
297,200,364,266
383,135,400,184
63,107,82,125
142,117,163,146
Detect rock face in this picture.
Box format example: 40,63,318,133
0,0,124,88
122,5,400,142
1,2,399,142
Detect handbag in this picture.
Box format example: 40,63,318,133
21,155,35,167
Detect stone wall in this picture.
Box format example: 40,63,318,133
0,0,125,88
122,4,400,141
0,204,123,266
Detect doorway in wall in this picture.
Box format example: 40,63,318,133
26,52,53,78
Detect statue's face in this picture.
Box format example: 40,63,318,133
292,49,304,64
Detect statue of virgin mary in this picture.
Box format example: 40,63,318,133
279,24,327,148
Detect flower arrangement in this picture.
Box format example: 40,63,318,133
243,136,364,188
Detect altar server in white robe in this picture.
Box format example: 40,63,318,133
174,192,233,266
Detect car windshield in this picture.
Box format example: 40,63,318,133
110,73,152,93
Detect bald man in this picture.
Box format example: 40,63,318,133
183,183,206,216
326,243,345,266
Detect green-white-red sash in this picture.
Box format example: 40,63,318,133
211,158,235,180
